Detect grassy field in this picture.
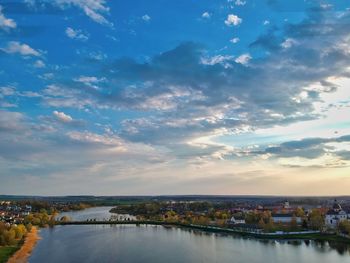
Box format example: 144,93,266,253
0,247,18,263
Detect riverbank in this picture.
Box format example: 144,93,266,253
7,227,40,263
58,220,350,244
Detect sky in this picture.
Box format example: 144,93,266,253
0,0,350,196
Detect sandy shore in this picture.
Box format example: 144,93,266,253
7,227,40,263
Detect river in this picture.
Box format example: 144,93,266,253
29,207,350,263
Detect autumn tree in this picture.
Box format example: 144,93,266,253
309,209,325,231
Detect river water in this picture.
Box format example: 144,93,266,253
29,207,350,263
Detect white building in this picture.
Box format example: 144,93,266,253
229,215,245,224
325,200,350,228
272,214,302,224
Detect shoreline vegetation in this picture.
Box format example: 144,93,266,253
7,227,40,263
0,227,39,263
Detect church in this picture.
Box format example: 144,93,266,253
325,200,350,228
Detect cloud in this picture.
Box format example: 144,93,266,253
230,37,240,44
142,14,151,22
33,60,45,68
53,110,73,123
73,76,104,84
200,54,234,67
5,7,350,168
0,5,16,31
0,110,25,133
55,0,112,26
1,41,41,56
254,135,350,167
281,38,297,49
202,12,211,19
234,53,251,64
234,0,246,6
225,14,242,26
65,27,89,41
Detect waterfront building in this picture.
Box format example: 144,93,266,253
229,215,246,225
271,214,302,224
325,200,350,228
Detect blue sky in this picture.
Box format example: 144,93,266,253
0,0,350,195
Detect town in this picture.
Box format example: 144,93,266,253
1,196,350,262
108,198,350,236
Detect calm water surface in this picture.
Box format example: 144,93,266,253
30,207,350,263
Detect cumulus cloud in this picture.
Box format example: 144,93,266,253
249,135,350,167
0,110,25,133
55,0,112,26
202,12,211,19
53,110,73,123
142,14,151,21
1,41,41,56
0,5,16,31
225,14,242,26
4,6,350,171
234,53,251,64
65,27,89,41
34,60,45,68
281,38,297,49
74,76,104,84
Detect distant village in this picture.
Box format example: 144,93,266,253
1,198,350,237
0,201,32,225
109,198,350,236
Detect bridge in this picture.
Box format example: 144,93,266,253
58,220,169,226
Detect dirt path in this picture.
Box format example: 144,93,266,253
7,227,40,263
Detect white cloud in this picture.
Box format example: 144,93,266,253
53,110,73,123
234,0,246,6
225,14,242,26
201,55,234,68
230,37,240,44
263,20,270,25
235,53,251,65
65,27,89,41
0,86,16,96
142,14,151,21
1,41,41,57
281,38,298,49
34,60,46,68
0,6,16,31
74,76,104,84
73,76,105,89
55,0,112,26
202,12,211,19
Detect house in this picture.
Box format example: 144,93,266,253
229,215,245,225
325,200,350,228
272,214,301,224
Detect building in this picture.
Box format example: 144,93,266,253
325,200,350,228
272,214,301,224
229,215,245,225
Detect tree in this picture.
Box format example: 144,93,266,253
309,209,325,231
295,207,305,217
338,221,350,235
290,216,298,231
258,218,265,229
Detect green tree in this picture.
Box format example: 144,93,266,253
309,209,325,231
